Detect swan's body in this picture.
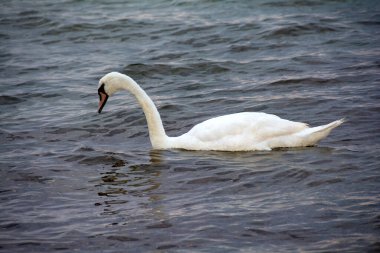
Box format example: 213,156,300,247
98,72,344,151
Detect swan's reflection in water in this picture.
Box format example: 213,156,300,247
96,149,169,224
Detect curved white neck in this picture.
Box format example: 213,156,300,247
120,77,168,148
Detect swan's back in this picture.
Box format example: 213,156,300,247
171,112,310,151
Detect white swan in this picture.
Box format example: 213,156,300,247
97,72,344,151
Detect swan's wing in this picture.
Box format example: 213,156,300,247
186,112,308,144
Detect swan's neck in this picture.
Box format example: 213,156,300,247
121,77,168,148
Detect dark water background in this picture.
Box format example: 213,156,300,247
1,0,380,252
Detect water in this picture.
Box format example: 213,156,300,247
1,0,379,252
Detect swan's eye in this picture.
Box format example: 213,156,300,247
98,83,105,93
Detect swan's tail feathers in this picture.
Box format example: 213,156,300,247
297,118,345,146
313,118,345,133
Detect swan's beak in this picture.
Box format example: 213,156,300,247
98,92,108,113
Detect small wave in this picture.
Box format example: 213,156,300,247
107,235,139,242
357,20,380,26
261,0,323,7
272,168,312,183
186,176,231,185
0,95,25,105
341,61,380,71
78,155,126,166
1,10,57,29
229,44,260,53
41,19,155,43
16,92,62,99
226,22,261,32
292,54,328,65
0,33,10,40
150,52,188,61
307,178,343,187
13,172,53,184
261,23,337,39
105,129,126,137
124,62,229,78
42,23,97,36
171,25,216,36
0,130,34,142
266,77,335,86
146,221,173,229
17,16,56,29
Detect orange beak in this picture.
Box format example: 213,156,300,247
98,92,108,113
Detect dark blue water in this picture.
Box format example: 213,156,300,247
1,0,379,252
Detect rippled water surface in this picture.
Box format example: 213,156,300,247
1,0,380,252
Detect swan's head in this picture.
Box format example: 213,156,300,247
97,72,132,113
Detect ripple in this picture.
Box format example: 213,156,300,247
1,15,56,29
266,77,336,86
124,62,229,78
146,221,173,229
107,235,139,241
13,173,53,184
78,155,126,166
0,95,25,105
272,168,312,183
261,23,338,39
261,0,324,7
307,178,344,187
